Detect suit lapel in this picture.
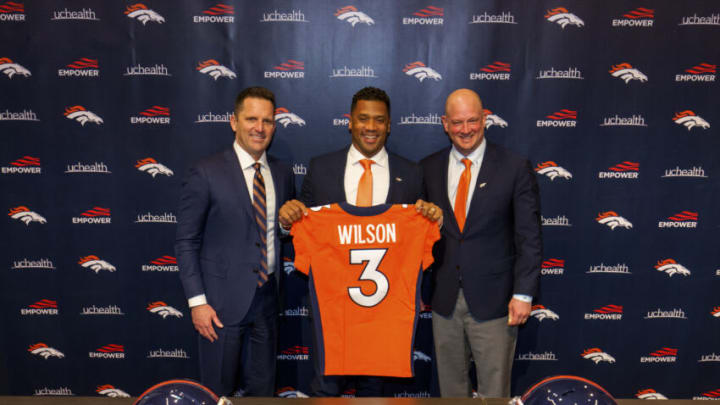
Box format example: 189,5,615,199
387,153,405,203
223,149,255,222
464,142,499,231
438,149,463,238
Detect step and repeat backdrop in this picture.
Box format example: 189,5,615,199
1,0,719,400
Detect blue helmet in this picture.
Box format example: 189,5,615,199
134,379,231,405
519,375,616,405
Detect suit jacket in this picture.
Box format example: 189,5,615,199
299,147,424,206
420,143,542,320
175,148,295,325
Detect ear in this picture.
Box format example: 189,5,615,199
441,115,449,133
230,113,237,132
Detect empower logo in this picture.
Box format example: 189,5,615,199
79,255,116,273
658,211,698,228
636,389,668,400
89,344,125,359
596,211,632,230
609,63,647,83
676,63,716,82
261,8,307,23
403,6,443,25
135,157,174,177
275,108,306,127
535,161,572,181
28,343,64,359
673,110,710,131
484,109,508,129
9,206,46,225
541,258,564,275
654,258,691,277
2,156,41,174
536,109,577,127
96,385,130,398
530,305,559,321
124,4,164,25
581,348,616,364
147,301,183,318
584,304,623,320
612,8,654,27
544,7,583,28
694,390,720,400
0,1,25,22
130,106,170,124
277,387,309,398
264,60,304,79
277,345,309,360
0,57,30,78
403,61,442,82
142,255,178,272
598,161,639,179
20,299,58,315
470,61,511,80
335,6,374,26
72,207,111,224
58,58,99,77
640,347,677,363
64,106,103,126
536,66,583,80
333,113,351,126
196,59,236,80
194,3,234,23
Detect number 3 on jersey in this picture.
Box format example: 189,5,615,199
348,249,389,307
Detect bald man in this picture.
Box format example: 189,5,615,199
420,89,542,397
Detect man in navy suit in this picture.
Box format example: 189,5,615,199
278,87,442,396
175,87,295,396
420,89,542,397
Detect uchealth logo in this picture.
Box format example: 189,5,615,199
34,387,74,396
64,106,103,126
277,345,309,360
699,353,720,363
484,109,508,129
0,108,38,121
335,6,374,27
147,348,189,359
662,165,707,178
12,258,55,270
542,215,571,227
330,65,378,78
600,114,647,127
536,109,577,127
135,211,176,224
97,385,130,398
610,63,648,83
640,347,677,363
470,11,516,24
530,305,559,321
658,211,698,229
264,60,304,79
72,207,111,224
515,351,558,361
89,344,125,359
581,348,616,364
29,343,64,359
679,13,720,27
58,57,99,77
130,106,170,124
65,161,111,174
398,113,441,126
196,59,236,80
124,63,170,77
612,8,654,27
541,258,564,275
195,111,232,124
81,304,124,316
403,61,442,82
676,63,716,82
673,110,710,131
403,6,443,25
544,7,584,28
536,66,583,80
0,1,25,22
587,263,631,274
142,255,179,272
596,211,632,230
0,57,30,78
9,206,46,225
261,8,308,23
470,61,511,81
51,7,99,21
584,304,623,320
21,299,58,315
598,161,639,179
79,255,116,273
147,301,183,318
275,108,306,127
2,156,41,174
193,3,234,23
125,4,164,25
654,259,691,277
135,157,174,177
277,387,309,398
636,389,668,400
535,161,572,181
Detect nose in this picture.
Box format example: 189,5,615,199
254,120,265,132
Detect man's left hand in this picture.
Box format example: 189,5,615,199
507,298,531,326
415,199,443,223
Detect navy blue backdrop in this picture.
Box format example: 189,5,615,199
1,0,719,399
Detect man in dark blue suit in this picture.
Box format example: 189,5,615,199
175,87,295,396
278,87,442,396
420,89,542,397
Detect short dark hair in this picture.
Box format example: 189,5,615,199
351,87,390,116
234,86,276,113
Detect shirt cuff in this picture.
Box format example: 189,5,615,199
188,294,207,308
512,294,532,303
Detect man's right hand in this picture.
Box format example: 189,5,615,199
278,199,308,230
191,304,223,342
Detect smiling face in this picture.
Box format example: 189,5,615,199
349,99,390,158
442,89,486,156
230,97,276,161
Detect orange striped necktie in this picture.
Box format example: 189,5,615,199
454,158,472,232
252,162,269,287
356,159,374,207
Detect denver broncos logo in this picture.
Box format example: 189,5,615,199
124,3,165,25
530,305,559,321
147,301,183,318
609,63,648,83
196,59,236,80
712,307,720,318
535,161,572,181
96,385,130,398
483,109,508,129
283,258,296,275
544,7,584,28
78,255,116,273
28,343,65,359
335,6,374,26
413,350,431,362
581,348,616,364
672,110,710,131
636,389,668,400
274,107,306,127
596,211,632,230
8,206,46,225
403,61,442,82
64,105,103,126
277,387,310,398
0,57,31,78
654,259,690,277
135,158,174,177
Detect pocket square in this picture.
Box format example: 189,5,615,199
395,177,403,182
478,182,486,188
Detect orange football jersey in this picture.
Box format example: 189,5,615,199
291,203,440,377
